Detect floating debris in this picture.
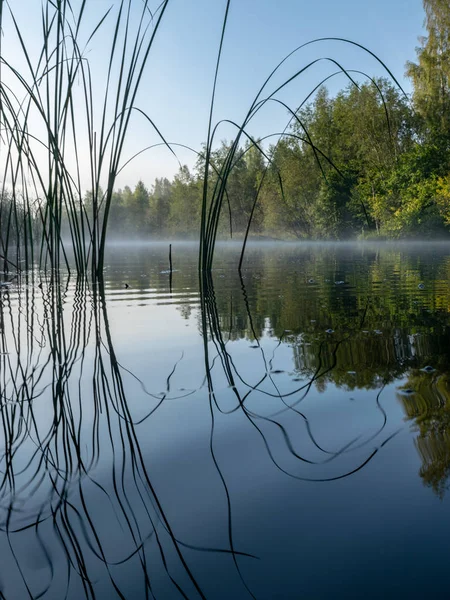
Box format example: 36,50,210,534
249,344,259,348
308,278,315,284
124,283,129,289
292,377,303,382
418,283,425,290
347,371,357,375
421,365,436,373
270,369,284,374
325,329,334,334
335,280,345,285
373,329,383,335
399,388,415,395
310,319,316,323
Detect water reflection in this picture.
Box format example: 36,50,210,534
2,243,450,597
102,241,450,503
0,273,216,598
200,269,400,485
398,369,450,498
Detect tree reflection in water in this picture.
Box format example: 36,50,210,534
398,370,450,498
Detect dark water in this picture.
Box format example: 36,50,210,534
2,241,450,599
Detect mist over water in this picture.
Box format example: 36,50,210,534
1,241,450,598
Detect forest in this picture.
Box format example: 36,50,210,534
1,0,450,245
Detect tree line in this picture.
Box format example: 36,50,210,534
95,1,450,241
2,0,450,245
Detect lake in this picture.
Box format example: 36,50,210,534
1,241,450,599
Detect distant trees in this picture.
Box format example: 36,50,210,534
257,79,418,239
3,0,450,243
93,173,198,239
406,0,450,139
168,166,200,236
0,190,39,251
81,60,450,241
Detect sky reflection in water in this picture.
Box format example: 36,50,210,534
1,242,450,598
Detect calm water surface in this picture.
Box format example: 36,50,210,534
1,241,450,599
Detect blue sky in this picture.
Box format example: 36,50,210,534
4,0,426,192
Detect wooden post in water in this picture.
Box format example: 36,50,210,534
169,243,173,294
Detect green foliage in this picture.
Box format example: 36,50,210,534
252,78,418,239
168,167,201,237
406,0,450,138
436,173,450,224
